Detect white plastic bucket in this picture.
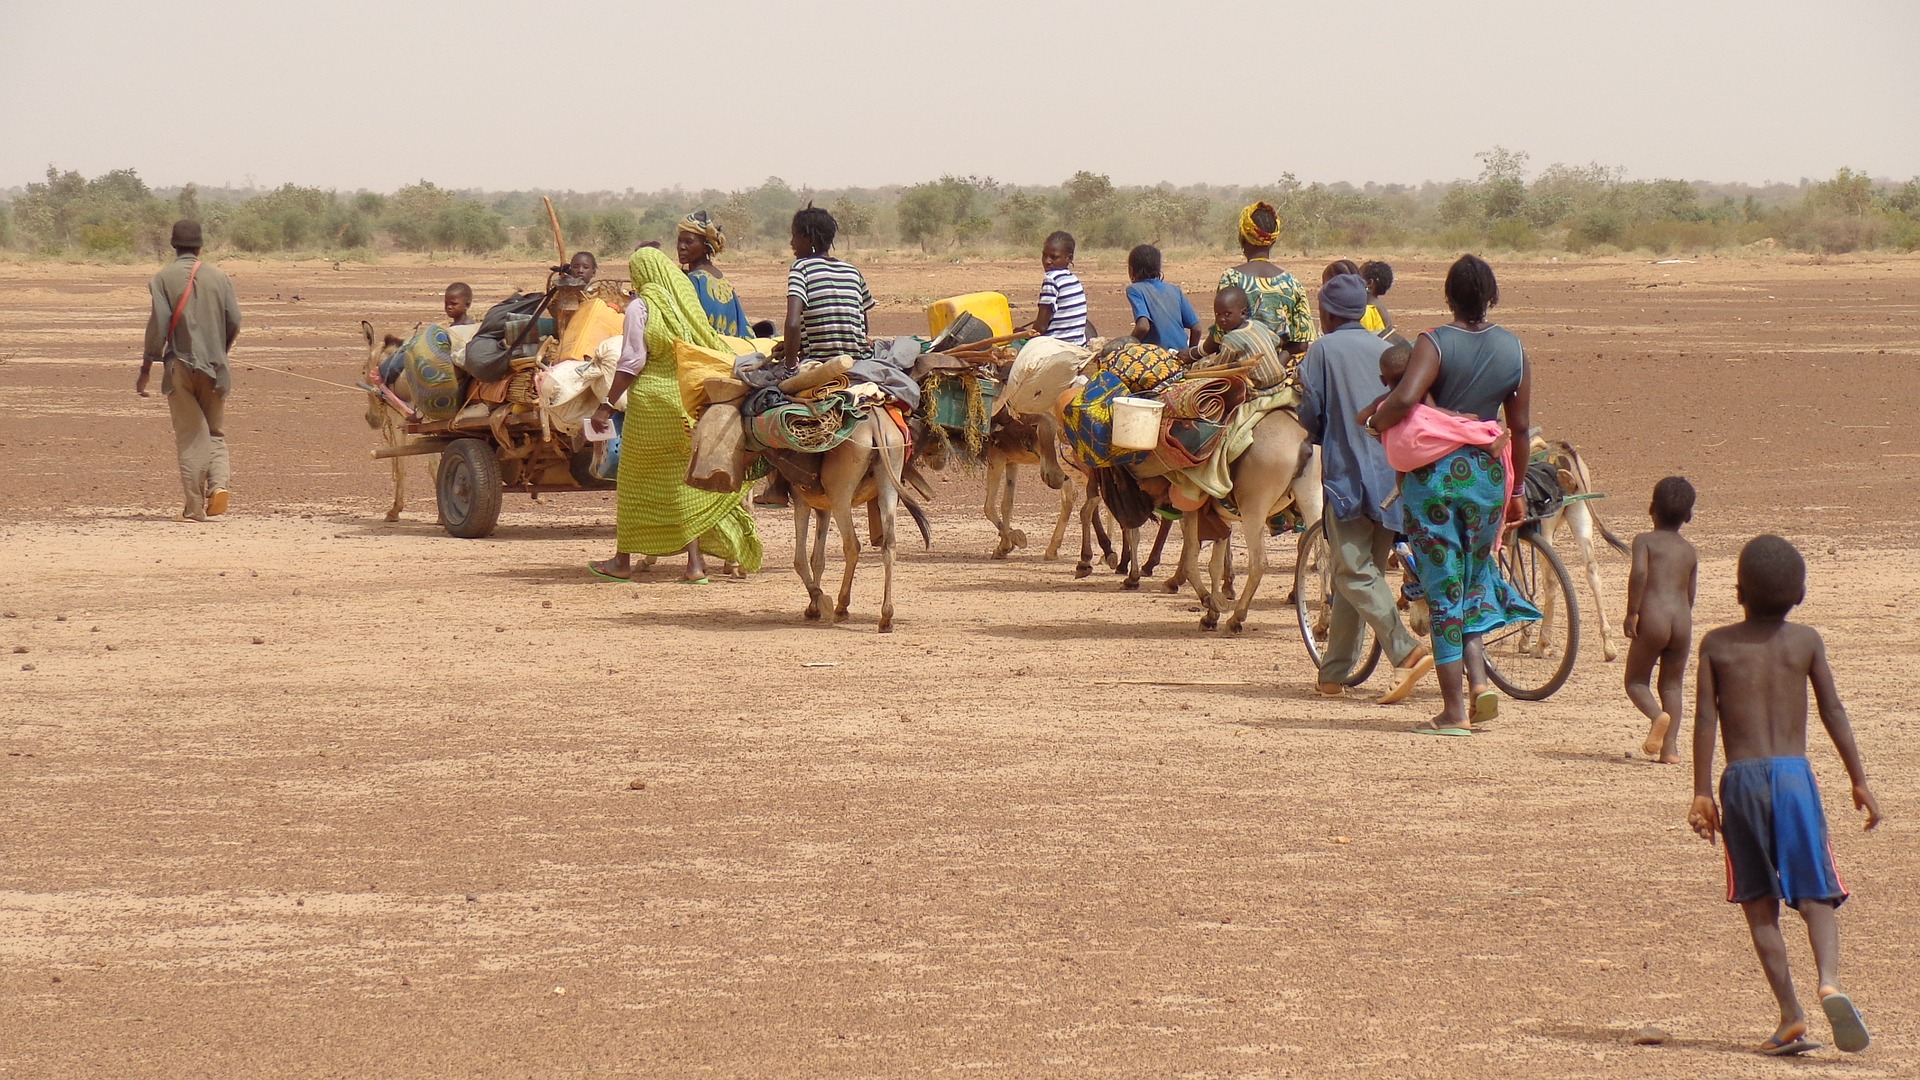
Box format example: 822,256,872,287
1110,396,1165,451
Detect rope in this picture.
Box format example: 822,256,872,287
240,362,369,395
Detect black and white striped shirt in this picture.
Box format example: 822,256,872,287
787,256,875,361
1037,267,1089,345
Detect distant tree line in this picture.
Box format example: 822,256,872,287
5,150,1918,260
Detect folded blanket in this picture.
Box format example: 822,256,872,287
1157,377,1247,423
1098,341,1185,394
745,390,863,454
1157,418,1227,470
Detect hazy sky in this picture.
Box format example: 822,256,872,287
4,0,1916,193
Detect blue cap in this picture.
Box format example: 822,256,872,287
1320,273,1368,320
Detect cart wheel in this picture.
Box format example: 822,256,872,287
436,438,503,538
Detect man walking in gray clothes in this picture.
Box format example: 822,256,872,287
1297,273,1432,702
139,220,241,521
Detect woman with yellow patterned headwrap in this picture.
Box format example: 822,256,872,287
1215,200,1314,359
587,246,762,584
676,210,753,337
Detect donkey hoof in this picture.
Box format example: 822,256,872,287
804,608,822,622
1102,555,1120,571
1043,547,1060,561
384,510,401,523
1161,578,1181,594
1226,616,1245,634
1008,529,1027,548
1074,563,1092,579
833,607,849,623
991,545,1012,560
1200,612,1219,630
878,614,894,634
1121,578,1141,592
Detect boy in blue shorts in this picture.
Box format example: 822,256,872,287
1691,534,1881,1056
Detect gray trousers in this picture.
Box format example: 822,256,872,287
167,361,230,518
1320,510,1422,683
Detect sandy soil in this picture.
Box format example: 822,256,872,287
2,252,1918,1077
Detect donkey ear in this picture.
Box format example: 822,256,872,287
361,320,375,345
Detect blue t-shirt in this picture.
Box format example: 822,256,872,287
1126,278,1199,351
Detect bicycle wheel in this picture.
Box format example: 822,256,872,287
1484,528,1580,700
1293,520,1383,686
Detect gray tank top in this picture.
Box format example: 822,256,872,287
1425,324,1524,421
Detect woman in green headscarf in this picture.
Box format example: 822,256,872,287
587,246,762,584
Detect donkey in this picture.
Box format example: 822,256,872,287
773,413,931,634
1536,438,1631,662
1176,411,1322,632
359,321,423,523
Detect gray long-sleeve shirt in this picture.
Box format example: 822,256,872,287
143,254,242,394
1297,323,1401,530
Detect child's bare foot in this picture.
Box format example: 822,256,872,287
1642,712,1672,757
1819,987,1870,1052
1758,1018,1816,1056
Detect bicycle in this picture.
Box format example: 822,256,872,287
1294,512,1579,699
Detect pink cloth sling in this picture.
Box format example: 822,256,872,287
1380,402,1502,471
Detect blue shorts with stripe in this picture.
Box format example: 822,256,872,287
1720,756,1849,910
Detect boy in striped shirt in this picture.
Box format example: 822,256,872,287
1029,231,1088,345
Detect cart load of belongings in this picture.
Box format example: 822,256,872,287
384,279,628,425
1058,330,1302,530
681,336,922,495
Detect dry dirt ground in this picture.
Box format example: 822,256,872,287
2,252,1918,1077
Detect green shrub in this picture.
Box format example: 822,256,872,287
1486,218,1538,251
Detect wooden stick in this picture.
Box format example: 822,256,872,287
372,441,450,459
543,196,567,267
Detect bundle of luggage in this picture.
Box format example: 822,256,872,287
684,338,924,494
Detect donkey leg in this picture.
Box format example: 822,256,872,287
984,453,1014,559
1001,465,1026,551
795,503,823,621
387,452,406,522
1227,524,1267,634
1120,526,1143,590
1075,485,1096,579
1179,517,1218,629
1045,480,1075,561
1568,505,1617,661
831,499,862,623
1141,517,1172,576
876,476,901,635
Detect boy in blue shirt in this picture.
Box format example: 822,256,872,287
1125,245,1200,351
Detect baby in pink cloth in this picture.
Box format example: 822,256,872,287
1362,343,1510,495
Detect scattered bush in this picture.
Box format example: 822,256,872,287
7,163,1919,259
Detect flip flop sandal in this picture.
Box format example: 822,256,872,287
205,489,230,516
587,562,633,583
676,576,710,586
1412,725,1473,737
1822,993,1870,1052
1759,1036,1819,1056
1472,689,1500,726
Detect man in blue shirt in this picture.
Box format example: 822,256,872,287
1297,273,1432,702
1124,245,1201,351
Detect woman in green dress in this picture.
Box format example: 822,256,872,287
586,247,761,584
1217,200,1315,359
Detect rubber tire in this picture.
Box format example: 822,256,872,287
1485,529,1580,700
436,437,504,539
1293,520,1383,686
